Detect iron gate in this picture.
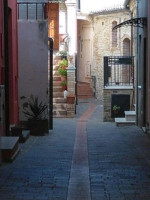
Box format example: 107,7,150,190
104,56,134,87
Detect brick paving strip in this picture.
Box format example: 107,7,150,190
67,103,97,200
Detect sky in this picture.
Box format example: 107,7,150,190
80,0,125,13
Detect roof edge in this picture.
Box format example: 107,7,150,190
89,7,129,16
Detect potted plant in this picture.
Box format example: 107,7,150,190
60,80,67,91
113,105,120,115
22,96,48,136
58,59,67,81
59,58,68,68
60,51,67,59
67,93,76,104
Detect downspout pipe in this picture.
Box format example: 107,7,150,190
4,0,10,136
136,0,139,126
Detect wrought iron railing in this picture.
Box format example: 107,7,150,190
104,56,134,87
17,2,47,20
17,0,66,20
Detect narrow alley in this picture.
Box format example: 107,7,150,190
0,99,150,200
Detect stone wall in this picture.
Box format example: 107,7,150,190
103,88,134,121
89,10,131,100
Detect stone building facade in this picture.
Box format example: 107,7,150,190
89,8,131,100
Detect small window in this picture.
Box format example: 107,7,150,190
112,21,117,47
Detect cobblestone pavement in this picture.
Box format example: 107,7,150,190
0,98,150,200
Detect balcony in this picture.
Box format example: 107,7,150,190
104,56,134,89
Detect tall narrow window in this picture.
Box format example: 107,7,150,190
122,38,131,84
112,21,117,47
123,38,131,56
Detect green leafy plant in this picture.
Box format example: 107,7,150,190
60,81,67,86
113,105,120,111
22,96,47,120
59,58,68,67
58,66,67,77
60,51,67,56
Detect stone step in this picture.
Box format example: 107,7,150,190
53,103,67,109
77,90,94,96
53,92,64,98
53,86,62,92
78,95,94,99
53,76,61,81
77,82,94,99
53,109,67,117
115,118,136,126
53,55,62,60
53,65,59,70
53,98,67,103
53,115,68,118
1,136,20,162
53,81,62,86
125,111,136,121
53,71,59,76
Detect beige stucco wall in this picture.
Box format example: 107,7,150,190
89,10,131,100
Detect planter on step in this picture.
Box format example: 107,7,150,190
60,80,67,91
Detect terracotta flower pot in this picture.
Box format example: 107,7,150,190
62,85,67,91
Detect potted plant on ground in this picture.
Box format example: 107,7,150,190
113,105,120,115
60,80,67,91
22,95,48,136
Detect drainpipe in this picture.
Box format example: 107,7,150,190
136,0,139,126
4,0,10,136
131,11,133,57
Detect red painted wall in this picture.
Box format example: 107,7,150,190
0,0,19,135
0,1,5,85
147,1,150,132
8,0,19,126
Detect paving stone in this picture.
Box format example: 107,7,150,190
1,98,150,199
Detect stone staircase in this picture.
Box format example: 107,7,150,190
115,108,136,126
53,56,67,118
77,82,94,99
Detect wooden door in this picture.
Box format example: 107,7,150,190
79,39,91,82
48,3,59,50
